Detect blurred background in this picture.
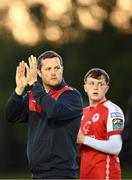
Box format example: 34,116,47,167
0,0,132,178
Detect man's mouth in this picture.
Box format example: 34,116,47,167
93,92,98,95
51,78,57,80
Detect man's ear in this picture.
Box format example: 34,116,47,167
61,66,64,73
37,69,42,78
105,85,109,93
84,84,87,93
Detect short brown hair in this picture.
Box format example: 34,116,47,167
37,50,63,69
84,68,110,84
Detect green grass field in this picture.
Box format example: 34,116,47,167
0,172,31,179
122,167,132,179
0,168,131,179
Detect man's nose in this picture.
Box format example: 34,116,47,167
94,84,98,89
50,68,56,75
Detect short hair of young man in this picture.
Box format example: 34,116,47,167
84,68,110,84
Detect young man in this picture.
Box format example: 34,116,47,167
5,51,83,179
77,68,125,179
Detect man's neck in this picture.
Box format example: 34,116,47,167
43,84,52,93
89,97,106,107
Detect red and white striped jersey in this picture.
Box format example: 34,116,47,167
80,100,125,179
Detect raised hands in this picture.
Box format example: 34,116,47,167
15,55,38,95
25,55,37,86
15,61,28,95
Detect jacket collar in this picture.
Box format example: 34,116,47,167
49,79,67,92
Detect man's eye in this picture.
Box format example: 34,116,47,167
90,82,94,85
99,83,102,86
45,68,51,71
55,66,60,70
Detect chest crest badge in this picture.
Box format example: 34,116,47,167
92,113,100,122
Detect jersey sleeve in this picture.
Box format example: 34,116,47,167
106,104,125,137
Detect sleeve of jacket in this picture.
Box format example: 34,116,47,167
5,91,29,123
32,82,83,120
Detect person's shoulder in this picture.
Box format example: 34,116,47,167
66,84,77,91
103,100,124,114
66,85,82,95
59,85,82,102
83,106,90,112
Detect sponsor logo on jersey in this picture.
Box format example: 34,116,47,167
92,113,100,122
110,112,123,118
112,118,123,130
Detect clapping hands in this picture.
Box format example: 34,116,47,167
15,55,37,95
